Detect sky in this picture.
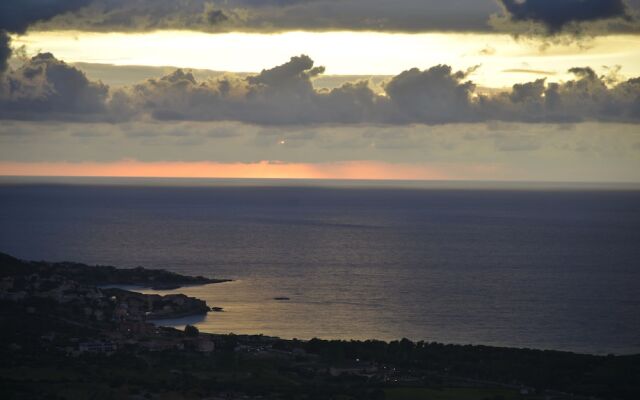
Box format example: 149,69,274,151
1,0,640,182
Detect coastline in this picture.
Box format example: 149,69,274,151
2,251,639,399
4,250,637,356
0,251,229,321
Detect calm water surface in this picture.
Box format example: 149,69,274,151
1,178,639,354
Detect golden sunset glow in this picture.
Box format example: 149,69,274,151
0,160,458,181
2,1,640,183
14,30,640,88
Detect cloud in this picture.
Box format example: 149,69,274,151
34,0,501,33
0,52,108,119
2,120,640,182
21,0,640,37
117,54,377,124
479,67,640,123
2,53,640,125
0,0,92,72
503,68,556,75
0,0,635,42
479,45,496,56
492,0,637,36
0,32,10,73
493,133,542,151
0,0,92,33
497,0,629,32
205,9,229,25
0,0,632,43
385,65,477,123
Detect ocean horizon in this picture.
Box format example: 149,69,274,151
2,176,639,355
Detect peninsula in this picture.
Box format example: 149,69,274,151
0,252,229,289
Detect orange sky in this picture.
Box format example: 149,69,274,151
0,160,465,181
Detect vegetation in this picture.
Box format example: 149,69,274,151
185,324,200,337
0,252,229,289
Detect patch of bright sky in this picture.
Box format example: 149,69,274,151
13,30,640,88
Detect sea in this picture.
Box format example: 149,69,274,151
1,177,639,355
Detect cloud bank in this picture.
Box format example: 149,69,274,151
498,0,630,32
0,0,92,72
497,0,630,32
1,0,636,70
492,0,638,36
1,53,639,125
34,0,499,33
27,0,640,35
1,120,639,182
0,53,108,119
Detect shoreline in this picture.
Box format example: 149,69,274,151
2,251,639,399
3,251,638,356
0,251,229,321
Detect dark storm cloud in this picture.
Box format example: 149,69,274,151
2,0,634,36
2,53,640,124
34,0,500,33
0,0,92,33
0,32,11,73
0,0,92,72
498,0,629,31
495,0,634,34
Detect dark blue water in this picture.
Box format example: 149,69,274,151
1,178,639,354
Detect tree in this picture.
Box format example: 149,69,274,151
184,325,199,337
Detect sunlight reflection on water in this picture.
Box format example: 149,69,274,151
2,180,640,354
